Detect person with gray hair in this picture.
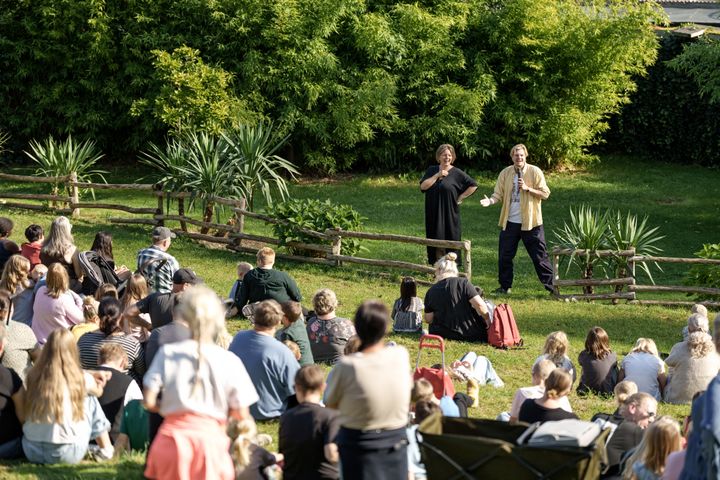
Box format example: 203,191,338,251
306,288,356,365
605,392,658,476
423,253,489,342
143,285,258,480
680,313,720,479
135,226,180,294
40,216,83,292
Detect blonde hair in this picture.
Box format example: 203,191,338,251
0,254,30,293
544,368,572,400
94,283,118,301
687,331,715,359
41,216,75,260
615,380,638,413
228,418,258,471
532,359,556,382
691,304,708,318
121,273,149,335
312,288,338,316
25,328,85,423
631,338,659,357
510,144,528,157
82,296,100,323
411,378,435,403
256,247,275,266
542,331,569,365
175,285,225,397
283,339,301,361
45,262,70,298
434,252,459,281
237,262,252,277
622,416,681,479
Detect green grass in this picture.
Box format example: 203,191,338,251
0,155,718,478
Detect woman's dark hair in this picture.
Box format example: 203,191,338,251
354,300,389,350
400,277,417,311
91,231,114,261
0,218,13,237
98,297,123,336
0,289,11,322
585,326,611,360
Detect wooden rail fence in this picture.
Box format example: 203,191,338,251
0,172,470,278
551,247,720,307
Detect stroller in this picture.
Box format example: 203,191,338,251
418,415,609,480
78,251,128,297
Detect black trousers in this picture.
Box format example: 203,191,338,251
498,222,553,292
337,427,408,480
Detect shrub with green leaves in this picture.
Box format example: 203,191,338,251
685,244,720,300
268,199,365,257
24,135,107,202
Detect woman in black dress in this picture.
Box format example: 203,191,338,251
420,144,477,265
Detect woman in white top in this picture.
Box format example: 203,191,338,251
22,328,113,464
143,285,259,480
619,338,666,401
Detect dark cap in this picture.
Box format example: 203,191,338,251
152,226,176,241
172,268,202,285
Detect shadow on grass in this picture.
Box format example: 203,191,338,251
0,457,145,479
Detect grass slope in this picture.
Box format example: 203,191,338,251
0,155,717,478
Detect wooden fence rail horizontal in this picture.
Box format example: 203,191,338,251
551,248,636,258
234,208,329,240
629,285,720,296
71,181,157,191
325,228,469,250
74,203,157,214
553,277,635,287
0,172,70,183
0,192,71,202
0,201,72,214
630,300,720,308
631,256,720,265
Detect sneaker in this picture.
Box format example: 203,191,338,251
493,287,511,295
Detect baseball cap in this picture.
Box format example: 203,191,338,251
172,268,202,285
152,226,176,241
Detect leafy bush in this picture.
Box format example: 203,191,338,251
685,244,720,300
268,199,365,257
24,135,107,202
668,37,720,105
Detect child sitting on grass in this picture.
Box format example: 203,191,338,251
21,224,43,271
283,339,302,362
577,326,618,395
533,331,576,384
227,262,253,318
228,418,282,480
620,338,666,401
71,297,101,341
277,301,314,366
391,277,424,333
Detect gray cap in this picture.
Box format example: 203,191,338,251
152,226,176,241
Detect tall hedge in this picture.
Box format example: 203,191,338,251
0,0,663,171
604,34,720,166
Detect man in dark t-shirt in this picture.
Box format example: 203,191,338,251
424,273,489,342
124,268,201,330
0,323,25,459
279,365,340,480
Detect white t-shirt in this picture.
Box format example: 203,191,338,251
509,385,572,418
621,352,665,400
508,174,522,223
144,340,259,420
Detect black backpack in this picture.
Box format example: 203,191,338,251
78,251,127,297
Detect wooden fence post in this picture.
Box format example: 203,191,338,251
155,184,164,227
463,240,472,278
331,233,342,267
553,253,560,296
238,198,246,235
69,172,80,218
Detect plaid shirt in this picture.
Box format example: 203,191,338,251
136,245,179,294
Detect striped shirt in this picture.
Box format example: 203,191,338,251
135,245,179,294
77,331,146,383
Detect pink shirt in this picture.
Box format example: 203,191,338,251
31,286,83,344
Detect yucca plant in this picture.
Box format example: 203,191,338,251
177,131,241,234
0,130,10,155
24,135,107,204
553,205,610,294
222,122,298,211
138,138,192,230
606,211,664,292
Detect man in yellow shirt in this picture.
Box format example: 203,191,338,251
480,144,553,294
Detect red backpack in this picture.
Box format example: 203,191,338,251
488,303,523,349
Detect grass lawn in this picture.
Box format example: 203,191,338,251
0,155,718,478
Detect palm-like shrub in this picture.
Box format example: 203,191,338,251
0,130,10,155
24,135,107,203
553,205,610,293
222,123,298,210
606,211,664,286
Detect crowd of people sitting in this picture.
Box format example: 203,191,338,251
0,216,719,480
